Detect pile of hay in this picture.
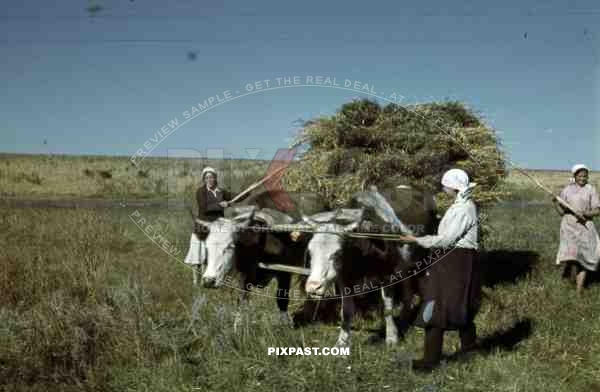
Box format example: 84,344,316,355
283,98,508,212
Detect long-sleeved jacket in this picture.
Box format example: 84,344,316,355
415,186,479,250
195,185,250,222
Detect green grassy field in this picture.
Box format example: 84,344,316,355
2,154,600,391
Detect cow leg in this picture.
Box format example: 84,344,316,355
234,273,252,333
336,281,354,347
192,267,199,286
396,273,419,333
275,272,293,326
192,263,206,286
576,270,587,293
381,286,399,345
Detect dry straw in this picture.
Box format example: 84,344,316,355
282,98,508,213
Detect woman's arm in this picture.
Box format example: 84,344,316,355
413,207,475,249
584,208,600,219
219,189,249,207
585,185,600,219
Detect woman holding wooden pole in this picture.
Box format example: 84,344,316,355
184,164,290,285
184,167,248,285
554,164,600,292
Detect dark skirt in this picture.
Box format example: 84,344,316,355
414,247,481,330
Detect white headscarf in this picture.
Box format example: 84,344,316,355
441,168,472,192
201,166,217,180
571,164,589,175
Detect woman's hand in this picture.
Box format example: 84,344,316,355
219,201,229,208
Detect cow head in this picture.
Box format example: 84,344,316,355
303,209,363,298
198,207,256,288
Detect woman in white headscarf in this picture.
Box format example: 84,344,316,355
554,164,600,292
399,168,481,371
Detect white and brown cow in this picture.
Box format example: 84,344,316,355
300,188,437,347
195,206,312,326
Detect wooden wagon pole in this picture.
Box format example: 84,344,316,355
228,165,289,205
257,262,310,276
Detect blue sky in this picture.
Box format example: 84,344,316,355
1,0,598,170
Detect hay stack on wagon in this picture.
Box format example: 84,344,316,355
283,98,508,214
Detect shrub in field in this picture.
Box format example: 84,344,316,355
11,171,43,185
137,168,150,178
98,169,112,179
284,98,508,212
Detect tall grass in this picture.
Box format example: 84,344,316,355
2,200,600,391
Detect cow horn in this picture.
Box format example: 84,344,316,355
302,214,318,226
254,210,275,226
337,208,365,223
232,206,257,222
305,211,342,224
343,221,361,233
259,208,295,224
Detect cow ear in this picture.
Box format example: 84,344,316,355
232,206,256,222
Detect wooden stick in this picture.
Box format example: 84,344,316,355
228,165,289,205
510,164,587,223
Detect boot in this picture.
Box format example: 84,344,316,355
412,327,443,372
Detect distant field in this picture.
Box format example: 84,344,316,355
1,153,598,202
503,168,599,196
0,153,269,201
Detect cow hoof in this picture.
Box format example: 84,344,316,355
335,339,350,348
